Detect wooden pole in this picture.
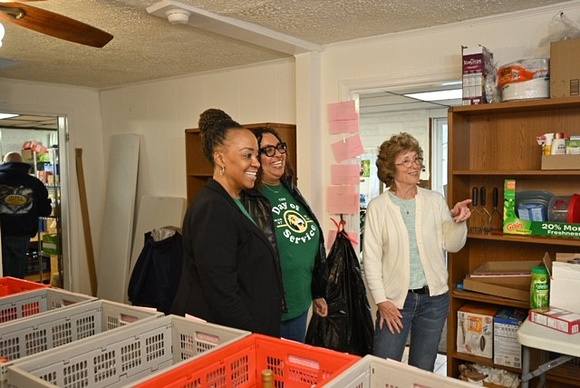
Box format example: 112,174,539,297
75,149,97,296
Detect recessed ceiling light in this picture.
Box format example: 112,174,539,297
404,89,462,102
0,113,18,120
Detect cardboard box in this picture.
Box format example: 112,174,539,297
41,233,60,255
463,276,530,302
494,308,526,368
457,303,498,359
550,261,580,314
471,260,538,277
541,154,580,170
529,307,580,334
550,38,580,98
21,149,34,162
462,45,493,105
503,179,580,238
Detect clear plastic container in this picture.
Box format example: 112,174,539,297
548,194,580,223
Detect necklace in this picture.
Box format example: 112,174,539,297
264,184,282,194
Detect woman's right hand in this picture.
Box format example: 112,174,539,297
377,300,403,334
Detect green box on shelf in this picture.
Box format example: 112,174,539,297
41,233,60,255
503,179,580,239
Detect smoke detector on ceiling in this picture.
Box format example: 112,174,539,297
165,9,190,24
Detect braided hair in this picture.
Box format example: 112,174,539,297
198,108,242,166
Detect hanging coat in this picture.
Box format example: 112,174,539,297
128,228,182,314
305,220,373,356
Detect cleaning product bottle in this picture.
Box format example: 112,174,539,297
551,132,566,155
530,266,549,311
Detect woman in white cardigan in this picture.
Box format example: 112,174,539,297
363,132,471,371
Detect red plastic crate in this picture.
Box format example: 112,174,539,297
0,277,48,298
133,333,361,387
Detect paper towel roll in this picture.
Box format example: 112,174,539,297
501,77,549,101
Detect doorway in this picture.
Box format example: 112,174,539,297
358,83,461,203
0,112,68,288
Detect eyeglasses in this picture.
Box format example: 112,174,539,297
395,157,423,168
260,142,287,157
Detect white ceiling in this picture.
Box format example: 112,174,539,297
0,0,573,89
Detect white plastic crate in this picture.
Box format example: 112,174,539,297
0,288,95,324
0,299,163,387
323,355,474,388
7,314,251,388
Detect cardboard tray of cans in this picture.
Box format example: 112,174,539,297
6,314,250,388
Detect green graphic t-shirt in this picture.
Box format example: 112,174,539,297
262,184,320,321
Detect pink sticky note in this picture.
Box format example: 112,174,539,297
329,119,359,135
328,101,358,122
327,186,359,214
331,164,361,185
331,134,365,162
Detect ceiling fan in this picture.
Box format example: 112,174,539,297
0,0,113,48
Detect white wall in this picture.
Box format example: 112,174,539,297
1,1,579,295
0,79,105,294
100,58,296,204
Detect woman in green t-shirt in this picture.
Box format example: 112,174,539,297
244,127,328,343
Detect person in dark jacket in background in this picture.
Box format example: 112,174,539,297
244,126,328,343
0,152,52,278
171,110,284,337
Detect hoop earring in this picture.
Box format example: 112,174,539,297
220,166,225,176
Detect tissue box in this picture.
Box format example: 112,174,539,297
550,261,580,314
462,45,493,105
457,304,498,359
493,308,526,368
529,307,580,334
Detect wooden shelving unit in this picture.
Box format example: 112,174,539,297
447,96,580,387
185,123,297,206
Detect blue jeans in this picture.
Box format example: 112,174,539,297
2,235,30,278
280,310,309,343
373,290,449,371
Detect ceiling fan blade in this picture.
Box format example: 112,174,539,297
0,2,113,48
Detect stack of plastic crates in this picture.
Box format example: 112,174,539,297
0,299,163,386
130,333,361,387
322,354,475,388
6,314,251,387
0,285,95,324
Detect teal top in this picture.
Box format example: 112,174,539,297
389,192,427,289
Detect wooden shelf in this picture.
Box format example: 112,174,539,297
25,272,50,283
467,232,580,247
453,170,580,177
447,97,580,386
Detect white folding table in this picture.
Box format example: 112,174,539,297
517,318,580,388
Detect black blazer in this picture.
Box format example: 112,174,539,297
171,179,282,337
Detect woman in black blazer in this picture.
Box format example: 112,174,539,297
171,110,283,336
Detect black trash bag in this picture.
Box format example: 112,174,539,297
128,228,182,314
305,220,373,356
